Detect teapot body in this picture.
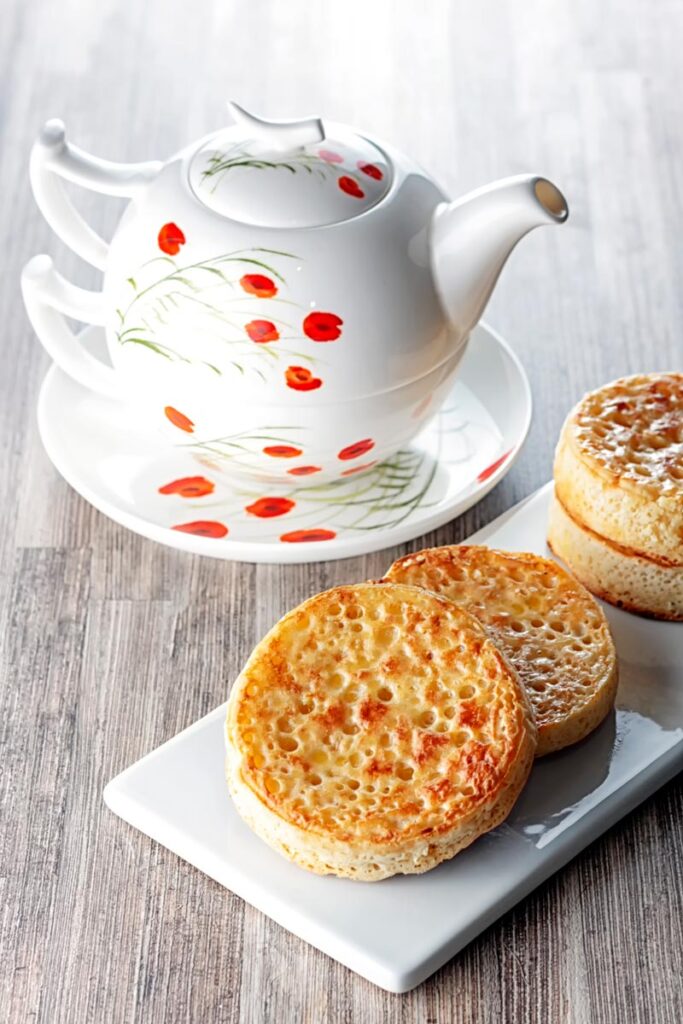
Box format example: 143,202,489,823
23,106,568,486
100,135,456,480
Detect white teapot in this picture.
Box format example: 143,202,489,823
22,102,567,483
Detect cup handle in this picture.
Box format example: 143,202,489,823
29,120,162,270
22,255,123,399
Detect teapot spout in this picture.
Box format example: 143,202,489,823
430,174,568,337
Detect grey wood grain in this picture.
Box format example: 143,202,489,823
1,0,682,1021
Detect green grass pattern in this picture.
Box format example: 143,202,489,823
115,248,320,382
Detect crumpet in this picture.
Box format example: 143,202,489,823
548,489,683,621
554,373,683,566
385,546,618,757
225,582,536,880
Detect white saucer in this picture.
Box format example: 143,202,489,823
37,322,531,563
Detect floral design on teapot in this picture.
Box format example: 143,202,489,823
23,102,566,492
166,423,308,470
161,415,382,483
115,241,343,390
199,144,381,201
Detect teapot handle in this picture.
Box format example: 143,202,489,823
22,255,123,398
30,120,162,270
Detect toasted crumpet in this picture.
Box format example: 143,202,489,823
385,547,618,757
225,583,536,880
554,373,683,565
548,489,683,621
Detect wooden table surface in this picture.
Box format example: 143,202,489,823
2,1,682,1021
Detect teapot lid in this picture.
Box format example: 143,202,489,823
188,102,391,228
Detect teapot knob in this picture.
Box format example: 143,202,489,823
227,100,325,152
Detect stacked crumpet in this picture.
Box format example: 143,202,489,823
548,373,683,620
226,548,618,880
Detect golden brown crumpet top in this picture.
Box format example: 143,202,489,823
225,582,536,875
566,373,682,498
386,547,618,757
554,373,683,566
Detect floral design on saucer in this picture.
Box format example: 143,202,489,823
152,392,508,545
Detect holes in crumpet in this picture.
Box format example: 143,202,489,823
417,710,435,728
377,625,398,646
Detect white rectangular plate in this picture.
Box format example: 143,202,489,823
104,483,683,992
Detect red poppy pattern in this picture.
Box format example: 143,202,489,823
245,320,279,343
159,476,215,498
148,351,519,548
280,529,337,543
172,520,228,538
338,176,365,199
477,450,512,483
286,366,323,391
338,438,375,461
263,445,303,458
240,274,278,298
246,497,295,518
287,465,322,476
358,162,383,180
341,461,377,477
158,222,186,255
318,149,344,163
303,311,343,342
164,406,194,433
127,238,349,399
